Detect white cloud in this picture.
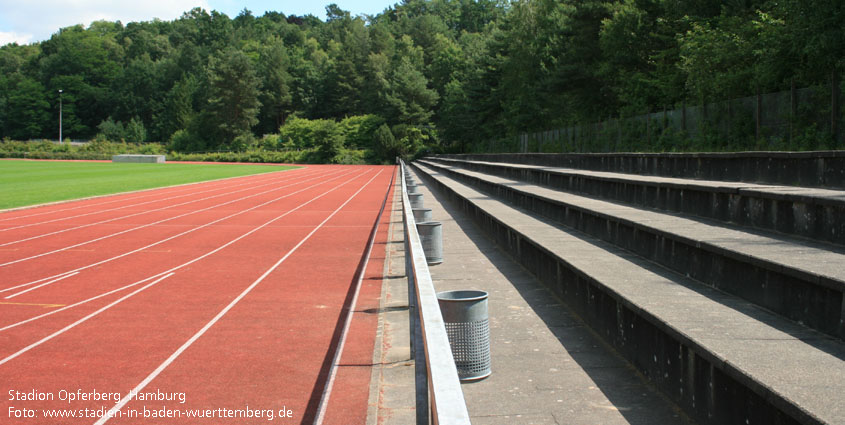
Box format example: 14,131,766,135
0,0,211,45
0,31,33,46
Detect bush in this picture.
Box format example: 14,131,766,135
340,115,386,149
169,129,204,152
374,124,401,162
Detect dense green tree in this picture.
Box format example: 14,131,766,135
386,56,439,125
0,0,841,155
205,47,262,146
374,123,401,160
256,37,293,134
5,77,52,139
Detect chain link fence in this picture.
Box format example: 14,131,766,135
498,83,843,153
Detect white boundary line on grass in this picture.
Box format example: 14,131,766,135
0,168,291,231
0,164,305,216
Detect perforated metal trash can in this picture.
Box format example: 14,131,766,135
437,290,491,381
416,221,442,265
408,193,424,209
412,208,432,223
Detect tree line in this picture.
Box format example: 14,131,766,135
0,0,842,162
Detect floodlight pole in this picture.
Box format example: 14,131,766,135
58,89,63,143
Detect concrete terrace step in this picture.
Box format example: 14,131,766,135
411,161,845,425
418,159,845,340
426,157,845,246
441,152,845,189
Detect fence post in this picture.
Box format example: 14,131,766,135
756,87,762,140
833,69,841,144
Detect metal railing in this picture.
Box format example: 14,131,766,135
399,160,472,424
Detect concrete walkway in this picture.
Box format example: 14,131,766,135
370,169,693,424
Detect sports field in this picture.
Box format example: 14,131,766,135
0,160,297,209
0,163,396,424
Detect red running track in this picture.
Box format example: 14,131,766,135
0,164,396,424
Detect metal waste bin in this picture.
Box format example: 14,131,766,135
409,193,424,209
437,290,491,381
412,208,432,223
416,221,442,265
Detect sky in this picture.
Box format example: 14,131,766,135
0,0,397,46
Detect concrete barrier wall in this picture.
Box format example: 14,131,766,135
438,151,845,189
112,154,166,163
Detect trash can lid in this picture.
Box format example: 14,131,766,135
436,290,488,302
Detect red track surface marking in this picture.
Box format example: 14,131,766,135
0,164,396,425
4,272,79,299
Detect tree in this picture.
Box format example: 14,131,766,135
374,123,402,161
256,37,293,134
386,57,439,125
205,47,261,146
6,77,51,140
153,74,197,143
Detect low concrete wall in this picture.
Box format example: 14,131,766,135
438,151,845,189
112,154,166,163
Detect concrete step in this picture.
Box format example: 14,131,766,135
426,157,845,246
404,168,693,424
418,159,845,340
411,161,845,425
439,152,845,189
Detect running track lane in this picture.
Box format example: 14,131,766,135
0,167,354,326
0,167,352,304
0,165,395,424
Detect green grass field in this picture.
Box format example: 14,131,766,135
0,160,298,209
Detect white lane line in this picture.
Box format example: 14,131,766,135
0,168,352,294
0,176,335,295
314,169,392,425
0,274,173,332
0,169,296,223
0,168,339,266
0,168,323,248
0,170,371,332
0,169,290,232
0,273,175,367
94,170,383,425
4,272,80,299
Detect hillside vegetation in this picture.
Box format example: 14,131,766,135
1,0,842,161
